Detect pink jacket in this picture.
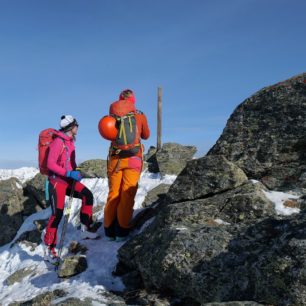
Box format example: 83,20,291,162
47,131,77,178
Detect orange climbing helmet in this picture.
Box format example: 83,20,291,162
98,116,117,141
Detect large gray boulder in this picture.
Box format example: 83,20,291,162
167,155,248,203
202,303,264,306
8,289,127,306
146,143,197,175
57,255,88,278
11,219,47,251
8,289,67,306
5,266,36,286
116,74,306,305
118,182,306,305
78,159,107,178
142,183,171,208
208,73,306,190
24,173,48,208
0,178,41,246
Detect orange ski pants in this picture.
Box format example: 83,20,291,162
104,156,142,233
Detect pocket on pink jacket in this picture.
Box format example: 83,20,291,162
128,156,142,172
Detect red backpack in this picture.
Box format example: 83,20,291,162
38,128,59,175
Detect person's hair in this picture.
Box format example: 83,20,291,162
121,89,133,99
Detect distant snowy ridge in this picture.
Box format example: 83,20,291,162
0,167,39,184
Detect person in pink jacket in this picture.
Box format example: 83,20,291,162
42,115,99,264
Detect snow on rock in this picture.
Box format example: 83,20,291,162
0,167,39,184
0,170,177,305
214,218,230,225
263,190,300,215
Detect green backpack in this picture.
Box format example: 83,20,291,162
111,112,141,157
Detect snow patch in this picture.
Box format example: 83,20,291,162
175,227,188,231
214,218,230,225
263,190,300,215
16,181,23,189
250,179,260,184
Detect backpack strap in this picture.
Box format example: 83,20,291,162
117,113,135,146
56,139,69,173
119,117,128,145
111,143,141,156
62,140,69,171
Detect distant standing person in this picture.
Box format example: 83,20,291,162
102,89,150,241
42,115,99,264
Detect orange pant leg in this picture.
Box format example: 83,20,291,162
117,167,141,229
103,158,123,228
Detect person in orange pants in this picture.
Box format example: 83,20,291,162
103,89,150,241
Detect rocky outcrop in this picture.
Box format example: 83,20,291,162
8,289,67,306
12,219,47,251
202,303,264,306
167,155,248,203
117,74,306,305
8,289,127,306
5,266,36,286
0,178,41,246
142,183,171,208
78,159,107,178
208,73,306,190
24,173,48,208
146,143,197,175
57,255,88,278
118,182,306,305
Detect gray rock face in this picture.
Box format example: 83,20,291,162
57,255,87,278
12,219,47,251
208,73,306,190
14,229,42,251
5,266,36,286
145,146,159,173
8,289,127,306
142,183,171,208
202,303,264,306
78,159,107,178
146,143,197,175
119,289,174,306
167,155,248,203
8,289,67,306
129,184,172,231
118,182,306,305
156,143,197,176
0,178,41,246
25,173,48,208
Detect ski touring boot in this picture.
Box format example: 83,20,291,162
80,221,102,239
43,245,60,265
41,229,60,266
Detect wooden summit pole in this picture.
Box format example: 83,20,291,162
157,87,162,150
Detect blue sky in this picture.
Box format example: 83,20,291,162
0,0,306,168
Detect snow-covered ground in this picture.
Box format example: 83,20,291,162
0,171,301,305
0,170,176,305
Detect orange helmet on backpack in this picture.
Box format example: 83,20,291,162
98,116,117,141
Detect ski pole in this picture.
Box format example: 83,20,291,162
55,181,76,270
